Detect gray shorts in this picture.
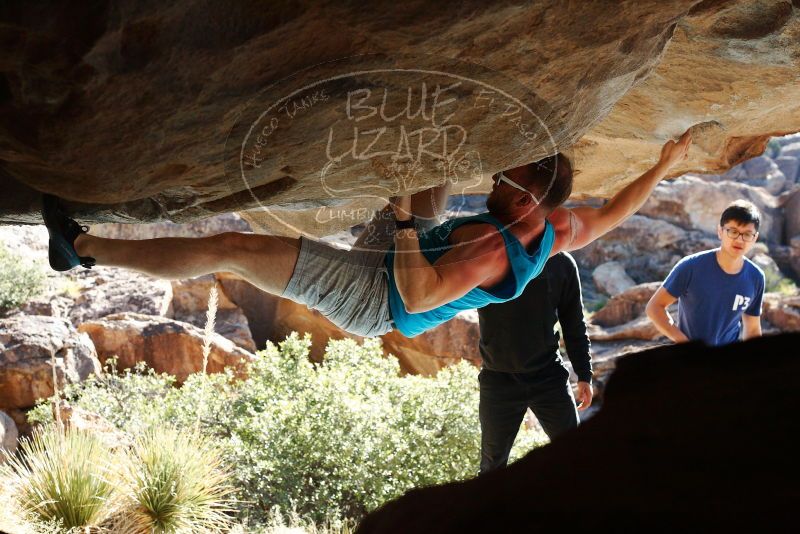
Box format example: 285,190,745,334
280,207,439,337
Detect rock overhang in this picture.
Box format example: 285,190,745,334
0,0,798,237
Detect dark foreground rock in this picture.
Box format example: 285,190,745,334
358,334,800,534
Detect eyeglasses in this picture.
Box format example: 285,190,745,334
722,227,757,242
494,172,540,205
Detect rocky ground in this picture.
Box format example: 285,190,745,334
2,134,799,455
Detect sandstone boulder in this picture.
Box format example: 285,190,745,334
265,296,482,375
264,298,362,363
381,310,482,376
762,294,800,333
77,312,256,382
0,224,49,261
775,156,799,185
791,237,800,279
571,214,717,282
784,189,800,240
585,215,685,258
591,282,662,327
67,267,173,325
0,315,101,411
750,252,784,288
2,1,800,236
723,156,788,194
592,262,636,297
170,275,256,352
215,275,282,349
8,294,73,320
0,410,18,461
588,316,664,342
216,274,482,374
780,142,800,160
579,339,666,407
640,176,782,242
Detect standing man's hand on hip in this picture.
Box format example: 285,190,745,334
575,381,593,411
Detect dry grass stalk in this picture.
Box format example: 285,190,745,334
202,281,219,375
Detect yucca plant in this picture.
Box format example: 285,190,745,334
111,427,235,533
0,425,120,531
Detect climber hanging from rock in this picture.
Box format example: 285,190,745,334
42,131,692,339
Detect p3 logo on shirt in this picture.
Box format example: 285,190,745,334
732,294,751,312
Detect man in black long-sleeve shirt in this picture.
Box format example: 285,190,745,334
478,251,592,473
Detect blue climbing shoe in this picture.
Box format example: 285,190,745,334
41,194,96,271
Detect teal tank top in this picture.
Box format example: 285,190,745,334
385,213,556,338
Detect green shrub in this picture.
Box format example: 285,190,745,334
0,243,47,310
764,267,798,296
0,425,120,530
1,422,237,533
30,334,548,526
111,427,235,534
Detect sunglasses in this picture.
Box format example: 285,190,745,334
494,172,540,205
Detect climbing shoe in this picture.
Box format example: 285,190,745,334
41,193,96,271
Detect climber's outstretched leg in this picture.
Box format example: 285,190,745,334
43,183,452,333
74,231,300,295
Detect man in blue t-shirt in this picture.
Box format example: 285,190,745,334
646,200,765,346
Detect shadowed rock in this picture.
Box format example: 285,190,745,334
357,334,800,533
1,1,799,234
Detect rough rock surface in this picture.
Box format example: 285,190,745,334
588,316,664,342
721,155,788,194
0,224,48,261
0,410,18,460
357,334,800,533
791,236,800,278
77,312,255,382
216,275,281,349
66,267,174,325
590,282,662,327
762,294,800,332
572,214,717,282
592,261,636,297
381,310,482,375
0,315,101,411
2,1,799,235
170,275,256,352
639,175,782,242
751,252,784,284
266,296,482,374
266,298,363,363
785,188,800,240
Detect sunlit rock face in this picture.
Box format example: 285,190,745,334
357,334,800,534
575,0,800,199
3,1,797,233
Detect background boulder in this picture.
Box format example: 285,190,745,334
77,312,255,383
0,315,101,411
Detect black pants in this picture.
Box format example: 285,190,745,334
479,365,579,474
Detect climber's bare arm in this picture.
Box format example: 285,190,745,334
409,182,451,220
550,130,692,254
742,314,762,340
391,195,505,313
646,287,689,343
